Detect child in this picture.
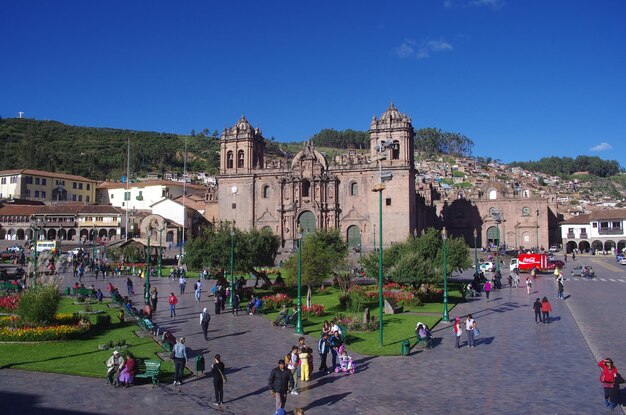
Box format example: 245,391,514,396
525,277,532,295
335,347,355,374
298,345,310,382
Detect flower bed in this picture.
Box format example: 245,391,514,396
0,295,20,312
261,293,293,310
0,313,87,341
302,304,325,317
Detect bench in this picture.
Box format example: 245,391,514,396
0,282,21,293
415,333,432,349
72,287,96,297
134,359,161,387
137,318,157,333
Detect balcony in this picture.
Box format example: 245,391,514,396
579,233,588,239
598,228,624,235
566,232,575,239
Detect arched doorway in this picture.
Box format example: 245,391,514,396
99,229,108,238
67,229,76,241
591,240,603,252
578,240,590,253
166,231,174,242
7,229,15,240
0,228,6,239
565,241,577,253
108,229,117,240
298,211,316,235
47,229,57,240
604,240,616,253
58,229,67,240
80,229,89,241
16,229,25,240
25,229,33,240
618,240,626,254
347,225,361,248
486,226,499,245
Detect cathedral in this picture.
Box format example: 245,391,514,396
217,104,418,250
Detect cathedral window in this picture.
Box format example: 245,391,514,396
227,151,234,169
302,180,311,198
238,150,245,168
350,182,358,196
263,185,270,198
392,140,400,160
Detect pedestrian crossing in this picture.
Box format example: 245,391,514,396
568,277,626,282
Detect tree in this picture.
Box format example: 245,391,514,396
361,228,471,286
183,224,280,280
282,229,348,305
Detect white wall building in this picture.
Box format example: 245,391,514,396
561,208,626,254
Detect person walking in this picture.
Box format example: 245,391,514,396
172,337,187,385
194,279,203,303
525,277,533,295
598,358,621,410
507,274,513,288
556,273,565,300
231,291,240,316
179,275,186,295
287,346,300,395
268,360,294,412
126,277,134,296
168,292,178,317
465,314,476,348
200,307,211,341
211,354,226,406
318,333,330,372
150,287,158,312
484,280,492,301
453,317,463,348
541,297,552,324
533,298,542,324
572,251,576,261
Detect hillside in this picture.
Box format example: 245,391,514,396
0,118,220,180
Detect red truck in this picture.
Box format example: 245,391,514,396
509,253,549,273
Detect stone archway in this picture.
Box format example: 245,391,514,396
166,231,174,242
486,226,499,245
99,229,108,238
604,240,616,253
347,225,361,248
67,229,76,241
108,229,117,240
591,240,603,252
58,229,67,241
47,229,57,240
16,229,25,240
0,228,7,239
298,211,316,235
578,240,590,253
565,240,577,253
618,240,626,254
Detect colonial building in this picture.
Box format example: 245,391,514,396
0,169,97,203
560,209,626,254
420,180,560,250
217,105,418,249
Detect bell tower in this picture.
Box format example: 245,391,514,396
220,115,265,174
369,103,415,167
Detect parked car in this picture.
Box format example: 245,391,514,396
479,262,495,272
547,260,565,270
617,254,625,262
620,258,626,265
7,245,23,253
571,265,594,277
549,245,559,252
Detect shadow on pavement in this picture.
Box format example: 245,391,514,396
0,391,97,415
302,391,352,410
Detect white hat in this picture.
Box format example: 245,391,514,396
203,308,207,312
113,350,119,355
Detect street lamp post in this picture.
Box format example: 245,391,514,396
91,225,96,260
442,227,450,322
295,225,304,335
145,225,152,304
157,225,165,278
473,228,479,276
229,224,235,308
30,218,43,288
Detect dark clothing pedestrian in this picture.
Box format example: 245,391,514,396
318,336,330,372
232,293,240,316
329,334,343,369
212,360,225,405
268,364,294,410
200,309,211,341
150,290,158,312
533,298,542,324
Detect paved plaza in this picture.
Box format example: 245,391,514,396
1,256,625,414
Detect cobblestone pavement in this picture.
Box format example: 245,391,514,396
0,269,614,415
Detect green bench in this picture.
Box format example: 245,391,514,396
72,287,96,297
137,318,156,333
134,359,161,387
0,282,21,293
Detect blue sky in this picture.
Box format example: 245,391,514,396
1,1,625,167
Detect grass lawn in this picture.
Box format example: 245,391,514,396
0,297,176,381
263,287,460,356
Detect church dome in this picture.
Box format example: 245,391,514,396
380,103,404,121
235,114,252,132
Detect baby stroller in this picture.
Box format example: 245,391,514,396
334,345,356,374
274,309,299,328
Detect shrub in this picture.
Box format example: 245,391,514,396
302,304,325,317
95,314,112,327
17,286,60,325
347,286,373,313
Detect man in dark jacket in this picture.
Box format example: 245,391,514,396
268,360,294,411
533,298,542,324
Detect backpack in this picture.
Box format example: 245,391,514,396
201,311,210,324
284,353,291,364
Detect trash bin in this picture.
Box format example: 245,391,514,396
64,287,71,295
195,355,205,377
401,339,411,356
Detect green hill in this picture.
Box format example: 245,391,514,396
0,118,220,181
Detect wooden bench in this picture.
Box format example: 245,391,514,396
72,287,96,297
134,359,161,387
0,282,21,293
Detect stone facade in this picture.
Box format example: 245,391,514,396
218,105,418,249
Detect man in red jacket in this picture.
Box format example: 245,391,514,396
168,293,178,317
